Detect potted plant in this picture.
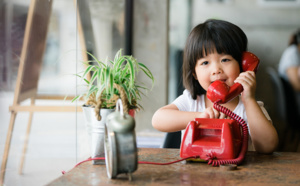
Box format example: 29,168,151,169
73,49,154,164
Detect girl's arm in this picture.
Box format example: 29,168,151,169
235,71,279,154
244,99,278,153
152,104,225,132
152,104,202,132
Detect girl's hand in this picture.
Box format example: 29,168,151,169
201,107,227,119
234,71,256,102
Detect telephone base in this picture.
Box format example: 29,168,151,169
180,118,242,161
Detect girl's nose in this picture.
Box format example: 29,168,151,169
212,64,223,75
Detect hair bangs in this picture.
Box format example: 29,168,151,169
195,31,232,61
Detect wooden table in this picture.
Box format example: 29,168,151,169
47,148,300,185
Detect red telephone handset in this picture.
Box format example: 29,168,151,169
207,52,260,104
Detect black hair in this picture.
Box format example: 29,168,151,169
289,29,300,46
182,19,248,99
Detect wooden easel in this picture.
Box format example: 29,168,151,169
0,0,96,185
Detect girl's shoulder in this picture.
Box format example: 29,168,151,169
173,89,205,112
234,98,266,113
182,89,205,102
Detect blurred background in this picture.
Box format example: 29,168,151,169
0,0,299,185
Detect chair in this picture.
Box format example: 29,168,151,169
266,67,300,151
266,68,287,123
280,75,300,151
162,131,181,149
281,78,300,130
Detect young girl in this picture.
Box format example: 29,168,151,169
152,19,278,154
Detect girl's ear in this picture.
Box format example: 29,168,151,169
192,73,198,80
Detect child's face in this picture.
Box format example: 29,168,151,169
194,50,241,91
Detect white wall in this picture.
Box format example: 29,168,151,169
133,0,168,134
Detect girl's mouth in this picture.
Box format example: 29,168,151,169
211,79,226,84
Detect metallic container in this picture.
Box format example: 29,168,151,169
82,105,114,165
105,99,137,180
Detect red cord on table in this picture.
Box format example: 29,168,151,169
62,155,200,174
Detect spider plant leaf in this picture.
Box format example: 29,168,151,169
83,78,90,85
114,57,126,73
129,89,137,104
71,95,82,102
118,69,126,79
86,85,98,99
114,49,122,63
104,67,111,97
108,60,114,65
122,60,135,87
82,65,96,81
105,67,110,86
109,70,114,100
104,56,109,66
75,74,91,85
82,60,92,65
89,68,99,85
121,84,131,104
97,68,103,88
136,84,148,91
138,62,155,84
86,51,105,67
96,84,105,100
74,73,83,79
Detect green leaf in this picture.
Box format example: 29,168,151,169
109,70,114,99
81,65,94,81
71,95,82,102
86,85,98,99
126,57,135,87
121,84,131,103
114,49,122,63
96,84,105,100
138,63,155,84
86,51,105,67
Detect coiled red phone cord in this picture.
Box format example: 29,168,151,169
204,102,249,166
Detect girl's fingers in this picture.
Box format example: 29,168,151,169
205,107,219,119
208,108,215,118
235,72,255,84
234,71,257,101
234,72,256,91
213,108,220,118
219,112,227,119
205,107,232,119
201,112,210,118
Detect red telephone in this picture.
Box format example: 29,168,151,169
180,52,260,166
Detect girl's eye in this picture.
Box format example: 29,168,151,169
221,58,230,62
201,61,209,65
